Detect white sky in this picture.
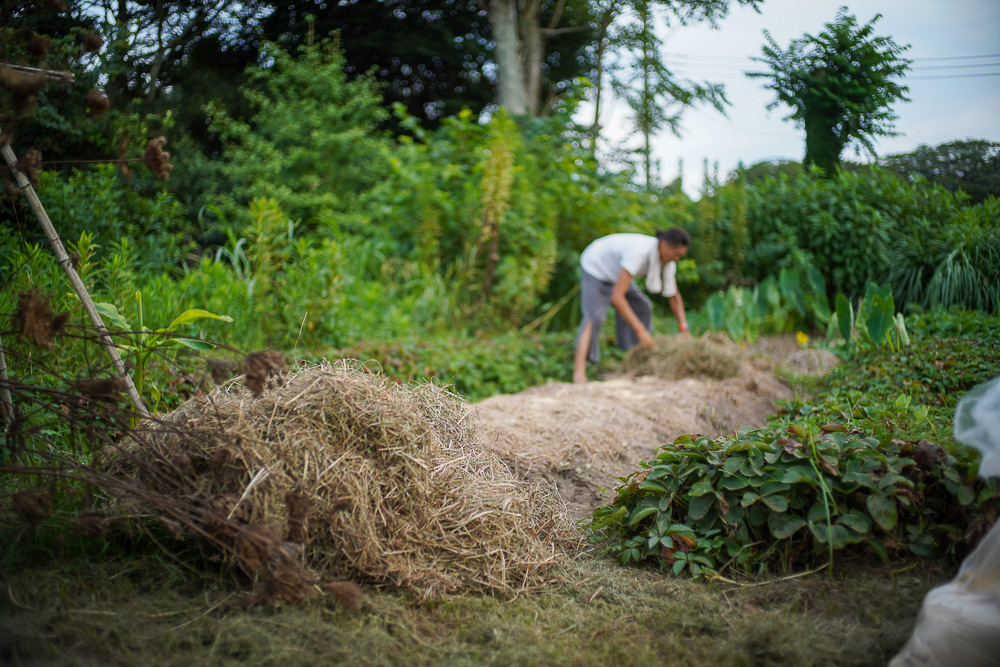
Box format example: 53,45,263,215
584,0,1000,198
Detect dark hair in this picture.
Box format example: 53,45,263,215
656,227,691,247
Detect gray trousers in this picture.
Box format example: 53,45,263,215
576,269,653,363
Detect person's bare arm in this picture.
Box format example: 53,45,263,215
669,291,689,335
609,268,654,349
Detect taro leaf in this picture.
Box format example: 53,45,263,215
838,510,872,535
867,493,898,531
687,494,714,521
865,291,893,347
690,481,715,497
768,512,807,539
761,494,788,512
835,293,854,342
810,522,849,549
705,293,726,331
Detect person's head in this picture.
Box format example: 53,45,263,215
655,227,690,263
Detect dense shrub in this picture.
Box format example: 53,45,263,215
738,167,996,311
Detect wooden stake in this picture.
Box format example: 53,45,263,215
0,333,15,429
1,134,149,417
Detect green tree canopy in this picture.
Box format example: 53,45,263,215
881,139,1000,204
747,7,911,175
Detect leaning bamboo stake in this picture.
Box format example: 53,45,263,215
1,135,149,417
0,333,14,428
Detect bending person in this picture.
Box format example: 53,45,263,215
573,228,690,384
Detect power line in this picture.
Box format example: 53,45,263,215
912,53,1000,61
907,72,1000,79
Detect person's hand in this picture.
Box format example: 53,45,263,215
638,329,654,350
677,327,691,337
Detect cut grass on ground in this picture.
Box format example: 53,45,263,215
1,533,946,667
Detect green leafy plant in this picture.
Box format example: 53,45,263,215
591,404,996,577
94,295,232,413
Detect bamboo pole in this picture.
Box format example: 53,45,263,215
0,333,14,429
1,134,149,417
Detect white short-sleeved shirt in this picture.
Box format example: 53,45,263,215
580,233,677,297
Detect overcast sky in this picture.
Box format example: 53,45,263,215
586,0,1000,198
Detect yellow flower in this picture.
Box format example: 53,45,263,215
796,331,809,348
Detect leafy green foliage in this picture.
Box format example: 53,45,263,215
743,167,980,304
881,139,1000,205
326,331,577,403
748,8,911,173
831,307,1000,410
880,197,1000,312
592,391,998,576
201,37,390,226
592,310,1000,577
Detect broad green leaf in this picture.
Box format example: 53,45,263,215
779,467,816,485
835,293,853,342
867,493,898,531
842,471,875,488
768,513,807,539
628,506,659,526
172,338,217,352
167,308,234,330
761,494,788,512
865,292,893,346
810,522,849,549
638,479,669,495
838,510,872,535
740,491,761,508
722,456,745,474
718,475,749,491
689,481,715,497
687,494,714,521
760,481,792,496
95,302,130,330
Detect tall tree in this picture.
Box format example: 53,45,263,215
747,7,911,175
609,0,729,187
259,1,497,127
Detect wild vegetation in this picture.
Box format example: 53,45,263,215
2,1,999,665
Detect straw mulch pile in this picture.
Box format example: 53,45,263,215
474,335,819,520
621,332,744,380
112,361,576,600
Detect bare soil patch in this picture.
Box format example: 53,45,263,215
473,335,839,520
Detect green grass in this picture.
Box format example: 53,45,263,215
1,528,943,666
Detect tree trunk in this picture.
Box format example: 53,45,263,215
803,109,843,176
488,0,530,114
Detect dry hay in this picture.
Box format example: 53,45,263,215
111,361,575,599
622,333,745,380
475,335,805,521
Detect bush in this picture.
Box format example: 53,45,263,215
591,308,1000,577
